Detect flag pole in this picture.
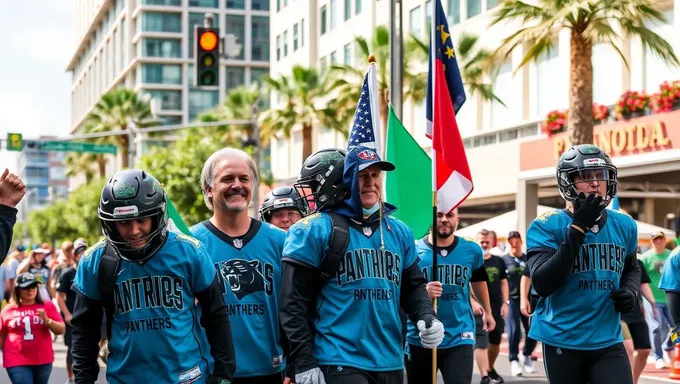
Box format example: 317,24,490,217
430,0,438,380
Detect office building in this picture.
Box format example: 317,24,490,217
269,0,680,237
67,0,271,134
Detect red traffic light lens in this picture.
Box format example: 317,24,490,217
199,31,218,51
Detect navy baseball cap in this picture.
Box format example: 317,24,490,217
346,146,395,172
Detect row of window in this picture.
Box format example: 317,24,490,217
319,43,353,72
142,0,269,10
73,0,126,77
275,20,305,61
320,0,363,35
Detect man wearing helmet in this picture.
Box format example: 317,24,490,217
259,186,306,231
191,148,290,383
71,169,236,384
526,144,640,384
280,146,444,384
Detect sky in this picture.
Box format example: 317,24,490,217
0,0,76,172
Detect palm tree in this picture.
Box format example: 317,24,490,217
85,88,157,168
64,153,97,183
490,0,680,144
259,65,344,162
199,84,266,145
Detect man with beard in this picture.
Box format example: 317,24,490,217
404,208,495,384
191,148,290,384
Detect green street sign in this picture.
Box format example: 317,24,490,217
40,141,118,155
6,133,23,151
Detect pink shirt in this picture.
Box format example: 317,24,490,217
0,300,62,368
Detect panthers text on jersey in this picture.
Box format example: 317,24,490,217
526,209,638,350
191,219,286,378
283,212,418,371
74,232,216,384
404,236,484,354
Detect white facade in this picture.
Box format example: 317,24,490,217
268,0,680,201
68,0,271,134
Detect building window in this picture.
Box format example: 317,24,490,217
487,0,499,9
277,0,281,11
189,90,219,121
330,50,337,64
330,0,338,30
344,43,351,65
301,19,305,47
141,64,182,84
251,67,269,85
142,0,181,5
141,38,181,58
410,6,421,37
284,0,288,6
283,30,289,57
188,13,207,58
321,6,327,35
344,0,351,21
141,12,181,32
593,43,623,105
276,35,281,60
425,0,432,32
251,0,269,10
467,0,481,18
320,56,327,74
226,0,245,9
293,23,299,51
226,67,246,91
49,167,66,181
489,60,514,129
189,0,217,6
251,16,270,61
120,18,126,70
226,14,246,60
355,0,361,14
290,131,303,175
535,44,566,117
161,116,183,125
144,90,182,110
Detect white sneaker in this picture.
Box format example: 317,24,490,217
511,360,523,376
523,356,536,373
656,358,667,369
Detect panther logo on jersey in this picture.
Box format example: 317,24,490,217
219,259,266,300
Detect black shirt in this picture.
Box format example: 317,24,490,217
502,253,529,300
57,266,77,314
0,205,17,264
621,260,651,324
484,255,508,307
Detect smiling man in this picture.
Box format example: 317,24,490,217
71,169,235,384
280,146,444,384
259,186,307,231
191,148,291,384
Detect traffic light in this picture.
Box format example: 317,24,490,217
195,27,220,87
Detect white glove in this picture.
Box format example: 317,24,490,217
295,367,326,384
417,317,445,349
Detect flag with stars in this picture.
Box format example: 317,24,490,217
426,0,473,213
347,64,382,156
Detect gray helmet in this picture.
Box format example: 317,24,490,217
98,169,168,262
556,144,618,205
258,186,307,222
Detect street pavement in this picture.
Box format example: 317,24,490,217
0,335,678,383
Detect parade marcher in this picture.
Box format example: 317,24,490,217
259,186,307,231
501,231,536,376
475,229,508,384
280,146,444,384
405,208,495,384
622,258,655,384
0,169,25,263
527,144,640,384
191,148,290,383
71,169,236,384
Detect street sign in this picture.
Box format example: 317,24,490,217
6,133,23,151
40,141,118,155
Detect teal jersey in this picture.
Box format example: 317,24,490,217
74,232,216,384
283,212,418,371
658,246,680,292
526,209,638,350
405,237,483,352
191,219,286,377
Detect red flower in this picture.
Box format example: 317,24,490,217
615,90,650,119
542,109,568,136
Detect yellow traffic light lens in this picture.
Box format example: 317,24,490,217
199,31,218,51
202,53,215,67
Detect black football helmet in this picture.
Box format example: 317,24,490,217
556,144,618,205
259,186,307,222
98,169,168,262
294,148,347,212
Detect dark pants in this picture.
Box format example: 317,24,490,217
542,343,632,384
320,365,403,384
507,298,536,361
232,373,283,384
405,344,474,384
6,363,52,384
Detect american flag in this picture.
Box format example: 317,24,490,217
347,64,382,156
